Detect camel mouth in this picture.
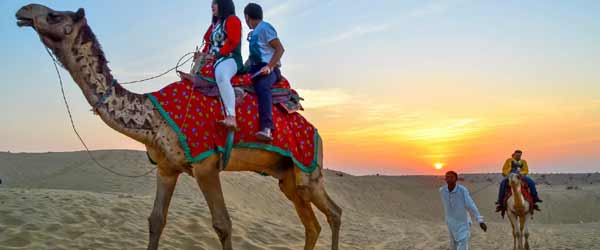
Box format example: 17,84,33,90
16,17,34,27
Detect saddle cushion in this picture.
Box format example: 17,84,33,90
192,61,302,113
147,79,319,173
199,60,291,89
503,181,535,214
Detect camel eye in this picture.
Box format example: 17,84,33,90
47,12,64,24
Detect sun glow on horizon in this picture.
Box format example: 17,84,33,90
434,162,444,170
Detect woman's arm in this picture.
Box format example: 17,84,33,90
218,16,242,57
201,25,213,53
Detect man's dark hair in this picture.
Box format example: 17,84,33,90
514,149,523,154
244,3,263,20
446,171,458,179
212,0,236,24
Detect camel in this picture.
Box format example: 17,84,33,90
506,171,531,250
16,4,341,250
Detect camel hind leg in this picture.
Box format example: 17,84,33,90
309,136,342,250
279,169,321,250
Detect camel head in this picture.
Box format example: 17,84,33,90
508,171,522,188
16,4,87,58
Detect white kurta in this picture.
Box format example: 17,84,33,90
439,184,484,242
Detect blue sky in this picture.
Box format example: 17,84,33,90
1,1,599,174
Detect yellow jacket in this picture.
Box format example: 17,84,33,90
502,158,529,177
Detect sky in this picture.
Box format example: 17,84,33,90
1,0,599,175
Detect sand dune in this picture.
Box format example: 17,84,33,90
1,150,599,249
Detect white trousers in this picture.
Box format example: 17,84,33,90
214,58,237,117
449,235,469,250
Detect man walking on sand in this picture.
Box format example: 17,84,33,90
440,171,487,250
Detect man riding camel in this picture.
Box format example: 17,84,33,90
496,150,542,212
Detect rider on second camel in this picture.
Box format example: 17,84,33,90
496,150,542,212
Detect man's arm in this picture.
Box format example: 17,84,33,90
521,160,529,175
258,23,285,75
267,38,284,69
502,159,511,177
463,187,487,232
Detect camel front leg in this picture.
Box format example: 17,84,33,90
508,212,518,250
524,222,530,250
520,216,529,250
193,158,233,250
147,169,180,250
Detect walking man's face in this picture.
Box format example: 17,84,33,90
445,172,457,186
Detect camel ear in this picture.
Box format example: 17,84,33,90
73,8,85,22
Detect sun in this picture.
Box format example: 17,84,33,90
434,162,444,170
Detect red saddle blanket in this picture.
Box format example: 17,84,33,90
503,182,535,214
146,79,319,173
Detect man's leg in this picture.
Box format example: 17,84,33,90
524,176,542,203
455,236,469,250
449,233,457,250
496,178,508,211
253,67,278,140
497,178,508,204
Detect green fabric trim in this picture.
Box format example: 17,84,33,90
197,74,217,83
148,93,319,173
147,95,197,162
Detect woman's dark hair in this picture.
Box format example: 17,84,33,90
244,3,263,20
212,0,236,24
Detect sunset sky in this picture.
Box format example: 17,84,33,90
1,0,599,175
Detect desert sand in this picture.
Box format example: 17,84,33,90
1,150,599,250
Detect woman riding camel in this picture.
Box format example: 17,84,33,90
199,0,243,129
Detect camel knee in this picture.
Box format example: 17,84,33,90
212,219,232,241
328,208,342,228
296,186,312,201
306,223,321,239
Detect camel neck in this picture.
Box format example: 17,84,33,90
56,24,156,144
511,182,525,210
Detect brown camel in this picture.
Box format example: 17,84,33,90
506,171,531,250
16,4,341,250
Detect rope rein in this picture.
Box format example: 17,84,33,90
45,47,194,178
470,181,497,196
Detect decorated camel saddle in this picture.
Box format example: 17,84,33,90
147,58,319,173
501,178,535,217
182,56,303,114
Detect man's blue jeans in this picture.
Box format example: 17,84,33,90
250,64,281,130
498,176,539,203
